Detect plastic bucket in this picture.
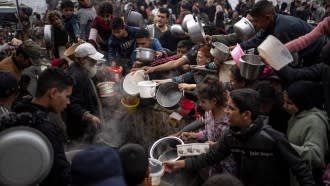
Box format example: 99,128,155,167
137,81,157,98
122,70,146,96
257,35,293,70
97,81,115,97
121,96,140,113
178,99,195,117
149,158,164,186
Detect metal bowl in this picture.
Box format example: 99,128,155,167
170,24,186,38
150,136,184,162
233,17,256,41
210,42,229,61
156,82,183,108
0,127,53,185
181,14,194,31
239,54,265,80
135,48,155,63
187,19,205,44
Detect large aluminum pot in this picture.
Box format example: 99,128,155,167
44,24,53,49
0,127,53,185
233,17,256,41
181,14,194,31
186,18,205,44
150,136,184,162
210,42,229,61
239,54,265,80
135,48,155,63
156,82,183,109
126,10,144,28
170,24,186,38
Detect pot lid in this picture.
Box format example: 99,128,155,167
0,127,54,185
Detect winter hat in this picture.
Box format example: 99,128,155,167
71,145,126,186
0,72,18,98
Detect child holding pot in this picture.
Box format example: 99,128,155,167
180,75,236,176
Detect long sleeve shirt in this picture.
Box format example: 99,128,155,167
285,17,330,53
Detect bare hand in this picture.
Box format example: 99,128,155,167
153,79,172,85
163,160,185,174
10,38,22,46
204,35,212,42
155,51,163,58
179,132,196,141
90,115,101,129
178,83,195,91
142,66,155,74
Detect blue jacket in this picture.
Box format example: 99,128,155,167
62,15,80,42
108,26,140,62
240,14,326,64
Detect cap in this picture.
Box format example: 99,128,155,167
20,40,41,64
74,43,105,61
71,145,126,186
0,72,19,98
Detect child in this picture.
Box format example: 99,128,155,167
180,75,236,175
164,88,316,186
119,143,149,186
61,0,80,43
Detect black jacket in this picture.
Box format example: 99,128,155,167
66,62,99,139
13,100,71,186
277,64,329,119
240,14,326,65
185,117,315,186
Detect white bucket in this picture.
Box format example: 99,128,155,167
149,158,164,186
257,35,293,70
122,70,145,96
137,81,157,98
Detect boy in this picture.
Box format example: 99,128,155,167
164,88,315,186
61,0,80,42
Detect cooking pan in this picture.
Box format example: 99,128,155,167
156,82,183,109
0,127,53,185
186,17,205,44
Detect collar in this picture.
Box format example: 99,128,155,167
229,116,265,137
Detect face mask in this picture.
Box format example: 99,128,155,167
83,61,97,78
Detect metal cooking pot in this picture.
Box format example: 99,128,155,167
0,127,53,185
210,42,229,61
156,82,183,108
186,17,205,44
44,24,53,49
170,24,186,38
126,10,144,28
135,48,155,63
181,14,194,31
233,17,256,41
150,136,184,162
239,54,265,80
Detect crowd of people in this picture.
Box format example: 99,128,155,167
0,0,330,185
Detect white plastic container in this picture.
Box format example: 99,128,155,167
137,81,157,98
149,158,164,186
257,35,293,70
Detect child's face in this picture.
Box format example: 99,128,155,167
199,98,216,111
283,91,299,114
101,13,112,24
62,7,74,19
225,97,244,127
50,16,64,30
176,47,188,57
196,51,210,65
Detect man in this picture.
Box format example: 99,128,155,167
108,17,140,73
13,68,73,186
77,0,96,40
146,7,170,40
0,72,18,115
0,40,41,80
66,43,104,141
240,0,326,66
164,88,315,186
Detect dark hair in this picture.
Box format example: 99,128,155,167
250,0,275,17
158,7,170,18
112,17,124,30
177,39,193,50
197,75,227,107
35,68,74,97
60,0,74,10
135,28,150,39
181,1,193,11
119,144,148,186
203,174,243,186
255,80,277,104
230,65,249,87
98,2,113,16
15,45,28,58
230,88,260,120
59,58,69,68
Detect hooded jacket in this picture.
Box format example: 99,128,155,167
185,117,315,186
12,99,71,186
